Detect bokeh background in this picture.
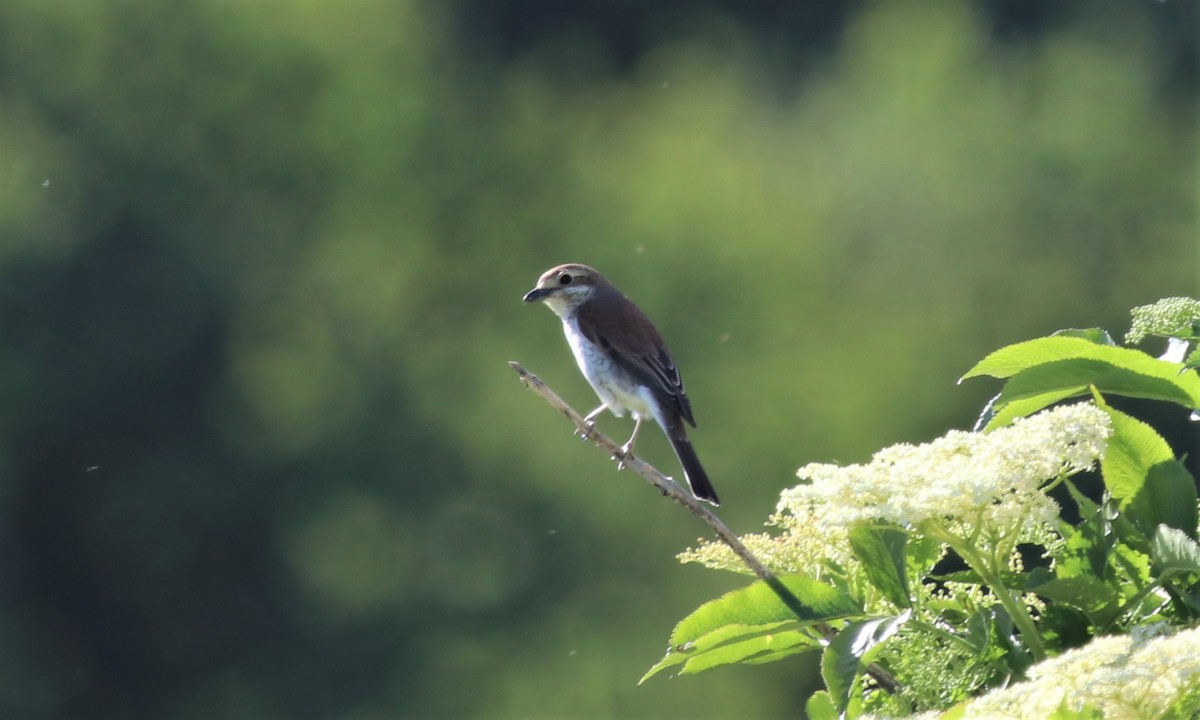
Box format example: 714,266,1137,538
1,0,1196,717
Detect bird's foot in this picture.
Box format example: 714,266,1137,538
575,420,598,441
615,441,635,470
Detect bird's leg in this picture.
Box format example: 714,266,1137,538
578,404,607,440
616,416,644,470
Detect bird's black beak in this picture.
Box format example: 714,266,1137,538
523,287,552,303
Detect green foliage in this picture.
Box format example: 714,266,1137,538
820,614,909,717
658,298,1200,717
1097,399,1198,544
641,574,858,682
1049,699,1106,720
961,336,1200,429
849,524,912,609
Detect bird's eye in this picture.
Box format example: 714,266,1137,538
559,274,573,285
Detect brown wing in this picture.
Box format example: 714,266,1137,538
576,289,696,427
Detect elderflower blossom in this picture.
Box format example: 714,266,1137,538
876,624,1200,719
680,403,1110,578
1125,296,1200,344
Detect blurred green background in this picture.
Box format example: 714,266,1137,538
0,0,1196,717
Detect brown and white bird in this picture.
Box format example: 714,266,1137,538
523,263,719,506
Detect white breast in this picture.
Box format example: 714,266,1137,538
562,317,656,420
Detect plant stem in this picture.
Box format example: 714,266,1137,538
937,530,1046,662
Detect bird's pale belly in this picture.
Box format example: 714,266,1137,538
564,320,656,420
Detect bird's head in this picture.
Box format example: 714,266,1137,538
523,263,606,318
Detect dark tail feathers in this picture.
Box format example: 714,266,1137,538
665,424,720,506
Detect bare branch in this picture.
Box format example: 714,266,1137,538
509,360,901,695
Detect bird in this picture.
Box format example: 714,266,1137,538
523,263,719,506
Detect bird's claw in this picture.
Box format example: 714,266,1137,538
576,421,597,441
614,443,635,470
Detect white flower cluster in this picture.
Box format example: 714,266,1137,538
680,403,1111,578
902,624,1200,719
779,401,1111,545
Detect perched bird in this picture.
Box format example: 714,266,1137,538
523,263,719,506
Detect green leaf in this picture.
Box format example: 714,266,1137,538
669,575,860,648
983,605,1034,675
1038,604,1092,653
961,337,1200,428
849,524,911,609
979,380,1085,429
1025,576,1120,627
1098,402,1198,540
1049,698,1105,719
1055,497,1114,580
668,628,819,677
1063,478,1101,519
1052,327,1117,345
991,359,1199,429
642,575,861,683
1185,345,1200,372
821,613,909,716
805,691,837,720
962,608,995,654
1132,462,1199,540
940,703,968,720
907,535,946,578
1164,682,1200,720
963,336,1200,394
1110,543,1154,596
641,620,806,682
1151,525,1200,577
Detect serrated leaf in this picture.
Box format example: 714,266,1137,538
1151,525,1200,576
907,535,946,580
1098,402,1198,540
1111,543,1154,596
1056,499,1113,580
674,629,818,677
981,605,1034,675
1052,327,1117,345
805,691,837,720
1026,576,1120,626
669,575,860,648
983,358,1199,429
849,524,911,609
1102,404,1174,499
1185,346,1200,372
739,639,823,666
961,337,1200,429
963,336,1200,396
962,337,1098,380
641,620,799,682
1131,461,1198,540
1064,478,1101,519
981,381,1086,430
962,608,994,654
643,575,861,683
1038,604,1092,652
821,613,909,716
